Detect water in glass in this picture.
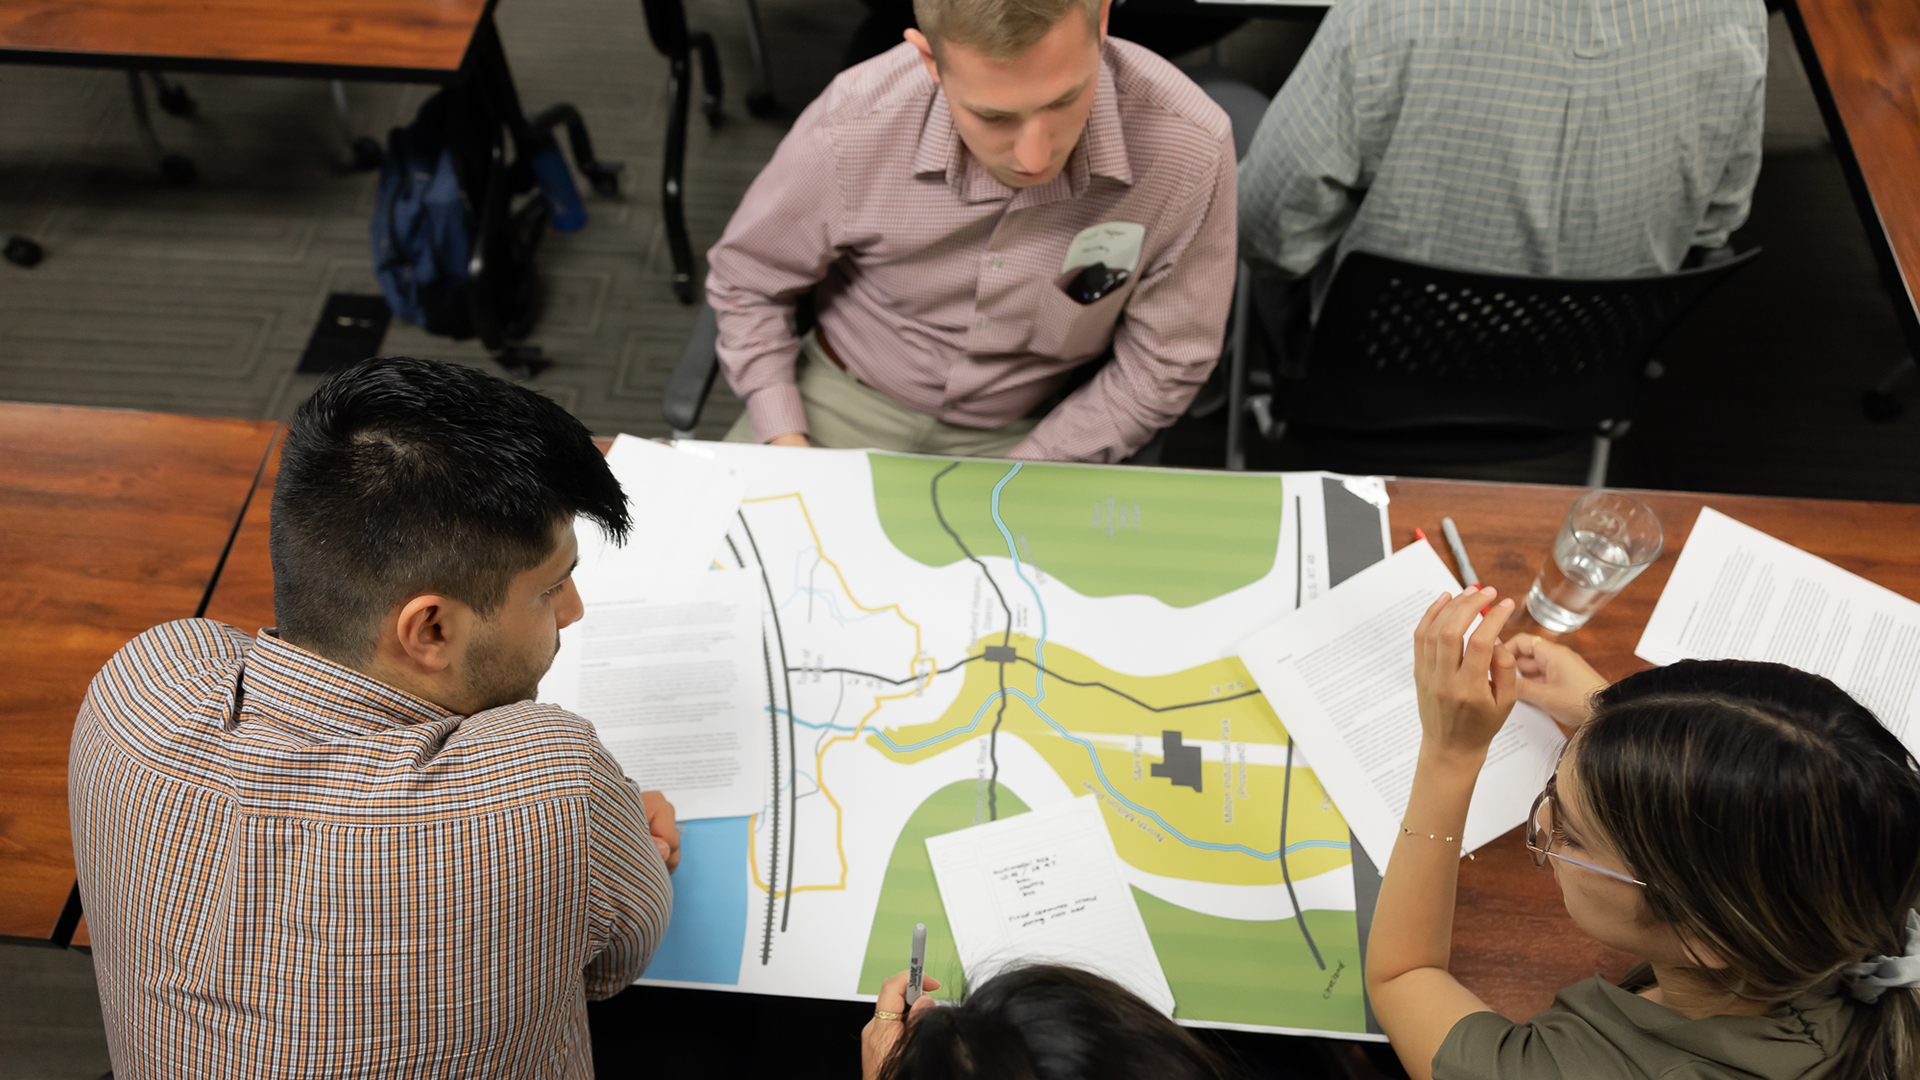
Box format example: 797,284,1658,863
1527,528,1637,633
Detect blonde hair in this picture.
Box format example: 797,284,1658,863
913,0,1101,60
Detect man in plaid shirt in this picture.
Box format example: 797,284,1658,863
70,358,679,1078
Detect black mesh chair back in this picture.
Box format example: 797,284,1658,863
1288,249,1758,454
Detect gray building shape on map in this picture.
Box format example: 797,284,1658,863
1150,730,1202,793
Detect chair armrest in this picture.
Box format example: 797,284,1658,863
663,300,722,435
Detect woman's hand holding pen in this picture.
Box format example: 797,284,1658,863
862,970,941,1080
1412,586,1519,763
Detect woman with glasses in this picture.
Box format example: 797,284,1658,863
1364,585,1920,1080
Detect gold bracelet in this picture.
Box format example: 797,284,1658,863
1400,824,1475,860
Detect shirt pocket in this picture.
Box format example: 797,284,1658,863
1026,271,1137,362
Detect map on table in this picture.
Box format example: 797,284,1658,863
619,444,1391,1038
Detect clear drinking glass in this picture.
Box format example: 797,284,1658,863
1525,491,1665,633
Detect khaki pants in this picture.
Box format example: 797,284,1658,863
724,332,1038,456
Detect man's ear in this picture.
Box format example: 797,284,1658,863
905,28,940,84
1097,0,1112,41
389,593,470,674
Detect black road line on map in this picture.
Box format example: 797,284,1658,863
728,533,783,963
795,655,982,686
737,509,802,935
930,462,1013,645
758,629,780,964
1295,495,1303,610
1008,657,1263,712
930,460,1018,819
1279,736,1325,970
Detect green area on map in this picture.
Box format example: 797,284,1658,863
856,781,1367,1032
867,455,1287,608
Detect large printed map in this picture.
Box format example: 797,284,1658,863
618,444,1390,1037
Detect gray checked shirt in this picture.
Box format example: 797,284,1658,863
1239,0,1767,281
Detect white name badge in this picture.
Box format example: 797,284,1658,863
1059,221,1146,275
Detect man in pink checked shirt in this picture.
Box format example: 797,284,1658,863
705,0,1237,464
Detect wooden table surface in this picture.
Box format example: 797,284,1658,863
197,440,1920,1022
0,403,278,942
0,0,490,77
1387,479,1920,1020
1789,0,1920,340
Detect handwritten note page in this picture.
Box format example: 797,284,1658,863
925,796,1175,1015
539,571,767,820
1637,508,1920,754
1236,541,1565,870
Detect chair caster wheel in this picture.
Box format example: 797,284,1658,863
493,344,549,381
349,136,383,171
157,82,196,117
671,274,695,305
1862,389,1903,421
583,161,624,197
746,90,777,119
4,236,44,267
160,153,196,185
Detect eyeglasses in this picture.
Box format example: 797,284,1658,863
1525,773,1647,887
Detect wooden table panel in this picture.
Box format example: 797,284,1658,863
1388,478,1920,1020
0,0,489,75
1790,0,1920,332
0,403,277,940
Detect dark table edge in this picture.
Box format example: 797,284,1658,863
0,0,503,85
1782,0,1920,360
0,45,463,83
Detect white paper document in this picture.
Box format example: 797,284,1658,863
925,796,1176,1016
539,571,767,820
1636,508,1920,753
1236,542,1566,871
572,435,749,599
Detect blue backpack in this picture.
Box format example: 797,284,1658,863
371,107,471,336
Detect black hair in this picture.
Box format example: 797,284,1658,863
269,357,628,661
879,965,1233,1080
1576,660,1920,1080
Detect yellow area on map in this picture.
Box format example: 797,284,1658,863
870,634,1352,886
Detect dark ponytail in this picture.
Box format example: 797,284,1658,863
1574,660,1920,1080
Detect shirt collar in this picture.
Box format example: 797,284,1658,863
911,43,1131,204
239,628,461,740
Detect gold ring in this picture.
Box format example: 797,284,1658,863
872,1009,904,1021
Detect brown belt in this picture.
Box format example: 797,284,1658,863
814,326,849,372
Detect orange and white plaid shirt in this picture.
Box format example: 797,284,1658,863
69,620,672,1079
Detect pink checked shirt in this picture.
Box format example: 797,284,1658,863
706,39,1238,463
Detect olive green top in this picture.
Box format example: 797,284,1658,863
1433,966,1857,1080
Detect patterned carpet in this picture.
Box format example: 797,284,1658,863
0,6,1913,496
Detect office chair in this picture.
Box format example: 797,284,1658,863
1224,249,1761,485
639,0,727,304
125,70,198,185
123,73,392,183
